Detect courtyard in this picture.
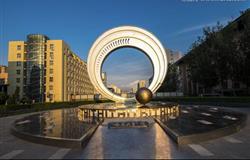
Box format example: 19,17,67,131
0,105,250,159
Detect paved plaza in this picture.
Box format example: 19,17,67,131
0,106,250,159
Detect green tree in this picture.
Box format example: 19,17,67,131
7,87,20,104
20,96,32,104
157,62,179,92
186,10,250,95
187,24,224,93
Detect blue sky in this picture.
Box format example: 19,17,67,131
102,48,153,91
0,0,249,90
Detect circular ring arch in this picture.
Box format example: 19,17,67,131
87,26,168,103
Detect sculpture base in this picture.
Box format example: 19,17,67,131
11,102,246,148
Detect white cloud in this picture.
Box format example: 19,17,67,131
170,18,230,37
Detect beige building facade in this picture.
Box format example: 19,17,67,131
108,84,122,95
137,80,147,89
8,34,95,102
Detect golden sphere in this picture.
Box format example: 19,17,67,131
135,87,153,104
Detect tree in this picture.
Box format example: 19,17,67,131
186,10,250,95
165,64,179,92
20,96,32,104
13,87,20,102
157,63,179,92
237,19,250,92
7,87,20,105
0,92,8,105
187,25,223,92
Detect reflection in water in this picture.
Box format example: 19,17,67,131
15,108,97,139
13,102,247,156
161,105,245,136
14,102,180,140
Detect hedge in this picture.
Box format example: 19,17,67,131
0,100,111,117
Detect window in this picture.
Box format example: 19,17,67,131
222,80,228,89
23,69,27,76
17,53,21,58
49,85,53,90
16,78,20,83
50,60,53,65
16,62,21,66
50,44,54,51
50,52,54,59
17,45,21,50
49,69,53,74
49,77,53,82
49,94,53,100
233,82,240,89
16,70,21,75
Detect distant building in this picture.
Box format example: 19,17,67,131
131,86,137,94
137,80,147,89
121,92,128,98
108,84,122,95
116,88,121,95
101,72,107,86
0,65,8,94
165,48,183,64
8,34,95,102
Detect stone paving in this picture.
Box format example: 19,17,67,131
0,106,250,159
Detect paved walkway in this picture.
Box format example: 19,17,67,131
0,107,250,159
71,119,185,159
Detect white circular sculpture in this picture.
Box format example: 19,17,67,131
87,26,168,103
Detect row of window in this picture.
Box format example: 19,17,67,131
44,52,54,59
44,69,53,74
16,62,21,66
17,44,54,50
49,77,53,82
50,44,54,51
16,70,21,74
16,52,54,59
